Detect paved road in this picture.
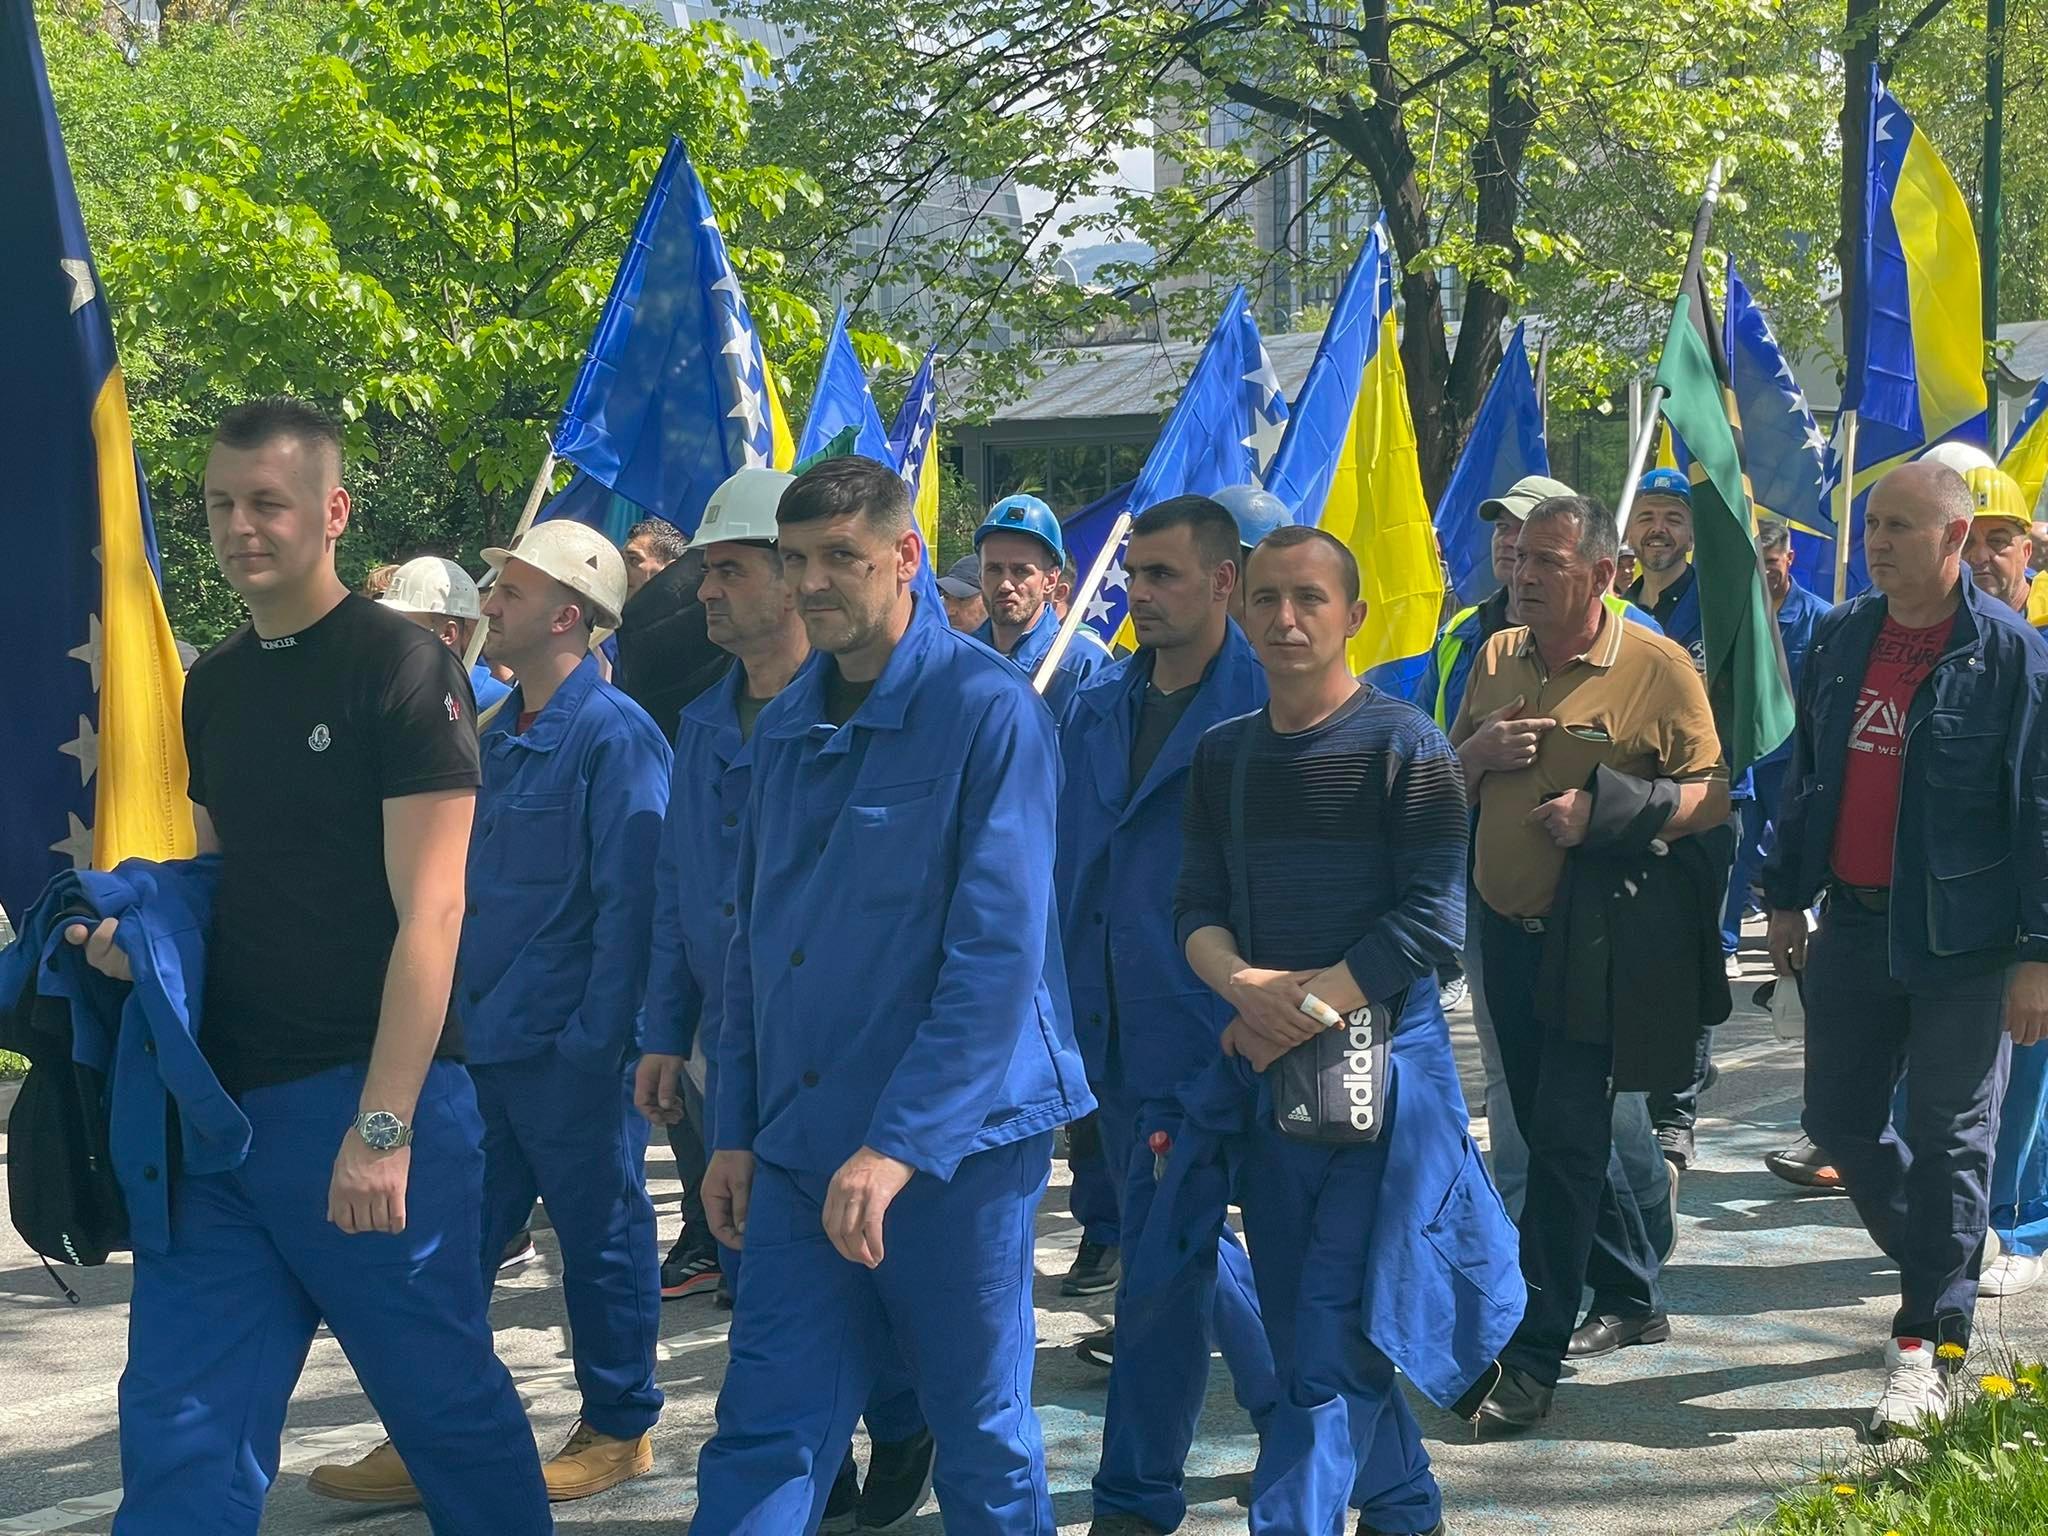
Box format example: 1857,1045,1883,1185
3,943,2045,1534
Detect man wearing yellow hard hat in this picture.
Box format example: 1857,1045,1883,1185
1962,465,2048,631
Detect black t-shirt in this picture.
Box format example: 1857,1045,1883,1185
1129,682,1199,786
184,594,482,1093
823,667,875,727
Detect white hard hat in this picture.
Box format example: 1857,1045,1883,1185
378,556,481,620
688,468,797,551
1918,441,1996,476
482,521,630,629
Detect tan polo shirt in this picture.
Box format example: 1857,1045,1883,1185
1450,605,1725,919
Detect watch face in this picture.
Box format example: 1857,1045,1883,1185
359,1111,406,1150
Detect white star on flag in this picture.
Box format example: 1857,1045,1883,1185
728,380,766,436
59,714,99,786
62,257,95,315
720,311,753,360
68,613,104,690
1876,113,1895,143
1243,349,1283,409
1244,409,1287,468
1802,420,1828,456
1086,591,1116,627
1101,558,1129,593
50,812,93,870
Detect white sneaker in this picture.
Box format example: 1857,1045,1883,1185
1725,952,1742,978
1869,1337,1949,1440
1981,1252,2044,1297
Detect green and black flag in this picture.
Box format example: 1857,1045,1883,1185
1652,202,1797,776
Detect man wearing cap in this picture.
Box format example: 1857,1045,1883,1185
1210,485,1289,626
377,554,512,716
973,493,1114,719
938,553,987,631
314,519,673,1503
689,456,1092,1535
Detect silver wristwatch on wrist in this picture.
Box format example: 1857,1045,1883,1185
352,1109,413,1151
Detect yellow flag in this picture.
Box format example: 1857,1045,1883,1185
765,364,796,471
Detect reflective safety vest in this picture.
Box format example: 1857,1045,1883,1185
1429,591,1654,728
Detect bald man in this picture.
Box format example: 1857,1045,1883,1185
1763,462,2048,1439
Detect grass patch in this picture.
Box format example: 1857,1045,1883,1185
0,1049,25,1078
1743,1359,2048,1535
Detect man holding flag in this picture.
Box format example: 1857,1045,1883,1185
973,494,1115,722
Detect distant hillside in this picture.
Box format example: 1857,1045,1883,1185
1063,241,1155,285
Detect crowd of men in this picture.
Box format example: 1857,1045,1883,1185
26,391,2048,1536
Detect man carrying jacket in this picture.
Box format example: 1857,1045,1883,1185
1056,496,1275,1536
690,456,1093,1536
1766,461,2048,1437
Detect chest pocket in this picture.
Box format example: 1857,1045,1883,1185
843,782,945,915
1920,710,2002,797
1541,713,1633,794
484,792,579,887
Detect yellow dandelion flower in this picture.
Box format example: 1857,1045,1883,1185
1983,1374,2019,1399
1936,1342,1968,1360
1832,1483,1857,1497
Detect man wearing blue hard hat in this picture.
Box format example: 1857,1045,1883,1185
973,493,1115,720
1211,485,1290,625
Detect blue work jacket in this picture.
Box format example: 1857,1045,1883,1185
1054,623,1267,1095
717,597,1094,1181
643,664,756,1064
1762,577,2048,985
459,654,672,1071
1127,987,1522,1409
1755,581,1832,769
470,662,512,717
0,858,249,1256
973,601,1115,723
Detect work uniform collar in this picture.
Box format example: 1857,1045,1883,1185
1515,601,1626,673
679,658,751,767
1629,562,1696,625
491,652,600,753
764,592,939,746
977,602,1056,668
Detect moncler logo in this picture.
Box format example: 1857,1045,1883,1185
308,723,332,752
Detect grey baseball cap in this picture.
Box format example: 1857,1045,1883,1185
1479,474,1577,523
937,553,981,599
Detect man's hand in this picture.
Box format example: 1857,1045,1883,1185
1766,910,1809,979
64,919,132,982
633,1053,687,1127
1460,697,1557,775
2008,962,2048,1048
823,1147,916,1269
329,1132,410,1234
702,1149,755,1251
1526,789,1592,849
1221,1018,1290,1072
1226,967,1324,1049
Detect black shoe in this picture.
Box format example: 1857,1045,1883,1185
821,1452,860,1536
1565,1311,1672,1360
1655,1124,1695,1171
1074,1325,1115,1368
660,1249,721,1300
857,1428,934,1529
1062,1241,1121,1296
1087,1516,1170,1536
1455,1361,1553,1438
1357,1518,1447,1536
497,1229,536,1270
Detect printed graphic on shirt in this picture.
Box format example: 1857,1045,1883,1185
1845,622,1945,760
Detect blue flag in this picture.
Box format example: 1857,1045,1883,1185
1431,322,1548,605
2,0,195,925
552,137,778,534
1725,260,1832,594
1059,481,1137,641
533,468,649,545
888,348,942,552
798,307,892,463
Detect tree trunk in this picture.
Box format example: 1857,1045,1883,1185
1838,0,1881,373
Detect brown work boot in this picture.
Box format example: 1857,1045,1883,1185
306,1440,420,1505
542,1420,654,1501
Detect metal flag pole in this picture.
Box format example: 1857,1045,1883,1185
464,437,558,672
1033,509,1133,694
1832,409,1858,604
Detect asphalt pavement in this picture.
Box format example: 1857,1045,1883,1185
3,932,2045,1534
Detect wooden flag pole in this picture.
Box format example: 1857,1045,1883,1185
1033,510,1132,694
464,441,558,672
1832,410,1858,604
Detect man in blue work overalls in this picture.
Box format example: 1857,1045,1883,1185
689,455,1093,1536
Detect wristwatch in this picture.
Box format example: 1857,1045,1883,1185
352,1109,414,1152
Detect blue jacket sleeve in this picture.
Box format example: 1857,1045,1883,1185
713,799,762,1153
559,723,672,1072
862,688,1061,1180
1340,728,1468,1000
1761,627,1825,913
2012,640,2048,963
641,751,705,1058
1172,739,1234,953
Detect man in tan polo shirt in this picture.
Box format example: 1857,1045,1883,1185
1449,493,1728,1436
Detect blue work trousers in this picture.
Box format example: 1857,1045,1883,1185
1237,1120,1439,1536
472,1050,663,1440
115,1062,549,1535
690,1137,1054,1536
1993,1041,2048,1259
1804,899,2009,1344
1721,760,1786,955
1067,1109,1122,1248
1093,1079,1278,1531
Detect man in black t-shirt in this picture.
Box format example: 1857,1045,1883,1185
69,398,548,1534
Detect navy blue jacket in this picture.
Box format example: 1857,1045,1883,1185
0,858,249,1255
1763,577,2048,984
1755,581,1831,770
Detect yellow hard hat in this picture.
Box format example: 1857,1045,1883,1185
1966,465,2031,530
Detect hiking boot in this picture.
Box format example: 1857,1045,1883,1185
858,1427,935,1528
541,1421,653,1501
1062,1241,1121,1296
307,1440,420,1505
1868,1338,1950,1441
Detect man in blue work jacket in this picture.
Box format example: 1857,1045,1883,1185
690,456,1094,1536
635,467,935,1534
311,517,671,1504
377,553,512,718
1056,495,1275,1536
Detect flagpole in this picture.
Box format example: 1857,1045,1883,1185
1832,409,1857,604
1535,330,1550,439
464,438,558,671
1033,510,1132,693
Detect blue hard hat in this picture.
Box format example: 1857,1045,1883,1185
975,494,1064,564
1637,467,1691,503
1211,484,1291,548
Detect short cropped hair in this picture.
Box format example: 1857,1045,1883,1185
777,455,913,536
1132,495,1242,572
1247,523,1361,605
1756,518,1792,554
1524,494,1620,567
213,396,343,474
361,563,400,599
625,518,688,564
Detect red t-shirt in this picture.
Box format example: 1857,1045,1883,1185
1829,612,1955,887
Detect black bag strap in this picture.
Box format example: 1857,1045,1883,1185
1227,716,1258,958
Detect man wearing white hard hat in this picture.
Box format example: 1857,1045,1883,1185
377,554,512,716
312,518,674,1504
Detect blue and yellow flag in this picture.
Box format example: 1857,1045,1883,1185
2002,378,2048,522
1,0,193,925
1726,259,1833,593
1265,222,1442,676
797,308,892,464
1432,322,1548,605
887,348,941,552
